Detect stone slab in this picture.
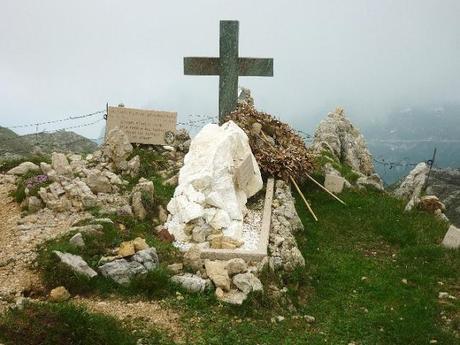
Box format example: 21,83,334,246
106,106,176,145
235,154,256,190
200,177,274,262
441,225,460,249
324,174,345,194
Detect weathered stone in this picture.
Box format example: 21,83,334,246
102,127,133,171
167,263,184,274
441,225,460,249
324,174,345,194
53,251,97,278
132,237,149,252
419,195,446,213
127,155,140,176
27,196,43,213
232,272,263,294
171,273,212,293
7,162,40,176
215,288,248,305
394,162,430,211
356,173,384,191
225,258,247,276
70,224,103,236
131,248,159,270
69,233,85,248
118,241,136,257
183,245,203,271
49,286,71,302
205,260,230,291
99,259,147,285
51,152,72,176
85,169,113,194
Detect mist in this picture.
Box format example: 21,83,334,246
1,0,459,139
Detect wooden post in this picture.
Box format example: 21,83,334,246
290,175,318,222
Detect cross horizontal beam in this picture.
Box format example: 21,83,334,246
184,57,273,76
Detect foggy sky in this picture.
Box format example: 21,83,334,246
1,0,459,139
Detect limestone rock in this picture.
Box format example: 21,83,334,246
312,108,377,177
225,258,247,276
324,174,345,194
102,127,133,171
51,152,72,176
99,259,147,285
85,169,113,194
7,162,40,176
69,233,85,247
441,225,460,249
166,121,262,246
131,248,159,270
118,241,136,257
27,196,43,213
205,260,230,291
356,173,384,191
132,237,149,251
394,162,429,211
183,245,203,272
171,273,212,293
215,288,247,305
167,263,183,274
131,178,155,220
233,272,263,294
127,155,140,176
53,251,97,278
419,195,446,213
49,286,71,302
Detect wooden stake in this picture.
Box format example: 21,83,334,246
290,175,318,222
305,173,347,206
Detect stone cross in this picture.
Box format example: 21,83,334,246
184,20,274,123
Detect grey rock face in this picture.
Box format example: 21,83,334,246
131,248,159,271
232,272,263,294
313,108,377,177
53,251,97,278
426,168,460,227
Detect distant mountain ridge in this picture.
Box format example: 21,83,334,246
0,127,98,157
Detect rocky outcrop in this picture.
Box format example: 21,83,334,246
269,180,305,272
394,162,429,211
426,168,460,227
166,121,263,248
313,107,384,190
7,162,40,176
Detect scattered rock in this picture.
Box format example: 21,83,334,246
27,196,43,213
102,127,133,171
167,263,183,275
53,251,98,278
394,162,429,211
132,237,149,251
51,152,72,176
324,174,345,194
99,259,147,285
419,195,446,213
183,245,203,272
204,260,231,291
232,272,263,294
49,286,71,302
131,248,159,270
171,273,212,293
69,233,85,247
7,162,40,176
215,287,247,305
225,258,247,276
157,228,175,243
118,241,136,257
441,225,460,249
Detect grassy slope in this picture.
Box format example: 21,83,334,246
168,185,459,344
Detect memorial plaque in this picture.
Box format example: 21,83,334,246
106,106,177,145
235,154,255,188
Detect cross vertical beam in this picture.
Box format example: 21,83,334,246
219,21,239,122
184,20,274,124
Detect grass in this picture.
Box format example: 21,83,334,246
160,183,459,344
316,150,361,183
0,302,172,345
36,216,182,298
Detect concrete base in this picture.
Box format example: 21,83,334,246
200,178,274,262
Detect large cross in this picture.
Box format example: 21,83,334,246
184,20,274,123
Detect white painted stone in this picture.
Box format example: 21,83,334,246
324,174,345,194
441,225,460,249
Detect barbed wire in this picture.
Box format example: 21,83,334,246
5,110,105,129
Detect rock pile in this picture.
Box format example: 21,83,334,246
166,121,263,249
313,107,384,191
269,180,305,271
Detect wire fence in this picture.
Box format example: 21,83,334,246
0,108,438,172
